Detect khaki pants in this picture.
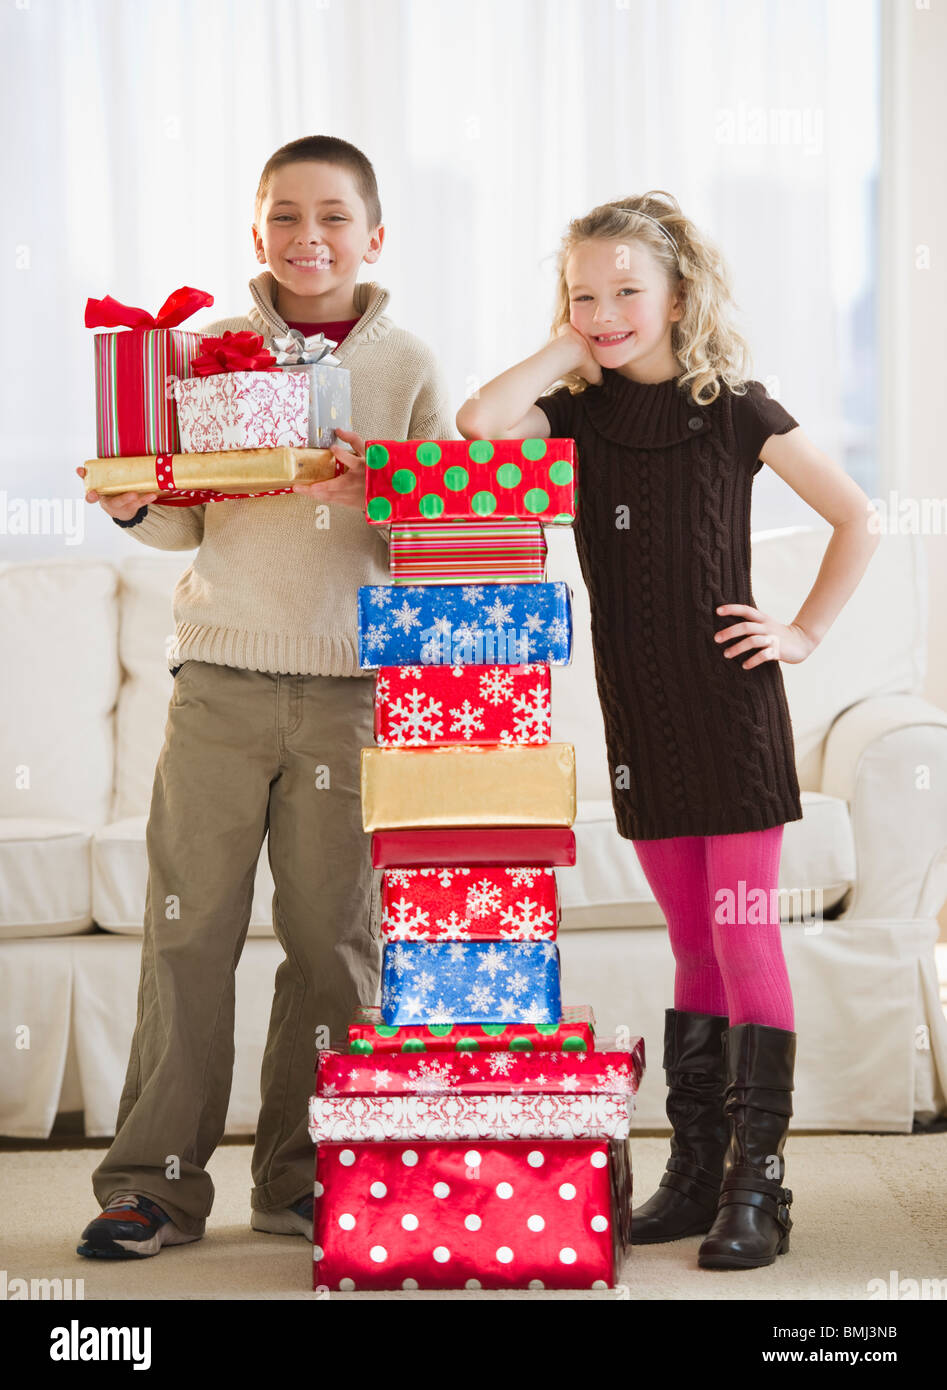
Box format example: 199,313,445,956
91,659,380,1235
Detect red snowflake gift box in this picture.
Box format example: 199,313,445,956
364,438,576,526
371,827,577,868
380,865,559,941
86,285,214,458
374,664,552,748
169,332,310,452
346,1003,595,1054
311,1138,630,1291
314,1043,644,1096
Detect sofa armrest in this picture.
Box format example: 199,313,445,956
821,695,947,919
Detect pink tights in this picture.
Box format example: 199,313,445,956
631,826,794,1031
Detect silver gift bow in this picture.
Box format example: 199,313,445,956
271,329,342,367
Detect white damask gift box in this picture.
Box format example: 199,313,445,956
168,331,309,452
170,371,310,452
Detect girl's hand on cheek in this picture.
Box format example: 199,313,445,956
292,428,366,509
554,323,603,385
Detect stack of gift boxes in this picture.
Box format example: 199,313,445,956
82,285,351,502
306,439,646,1291
81,294,647,1290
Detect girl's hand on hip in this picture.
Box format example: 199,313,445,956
292,428,366,509
714,604,816,669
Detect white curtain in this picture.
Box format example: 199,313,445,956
1,0,878,556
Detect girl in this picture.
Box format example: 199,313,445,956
456,191,880,1271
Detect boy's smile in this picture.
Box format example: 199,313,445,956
253,161,384,321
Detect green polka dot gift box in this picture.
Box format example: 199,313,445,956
345,1003,595,1054
364,439,576,525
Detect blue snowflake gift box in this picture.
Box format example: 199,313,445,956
357,581,573,670
380,940,562,1025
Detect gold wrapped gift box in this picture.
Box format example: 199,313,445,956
360,743,576,832
82,446,337,497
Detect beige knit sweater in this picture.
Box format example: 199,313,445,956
118,272,455,677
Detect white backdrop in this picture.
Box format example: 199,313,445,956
1,0,879,557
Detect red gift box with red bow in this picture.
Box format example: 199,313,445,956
86,285,213,459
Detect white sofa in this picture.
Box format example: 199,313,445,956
1,524,946,1137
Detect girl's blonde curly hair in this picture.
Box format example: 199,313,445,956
546,190,753,408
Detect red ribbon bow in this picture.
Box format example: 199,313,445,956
84,286,214,331
189,330,280,376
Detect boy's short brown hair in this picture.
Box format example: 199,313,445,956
254,135,383,231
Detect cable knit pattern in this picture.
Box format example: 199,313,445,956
535,368,803,840
116,273,455,677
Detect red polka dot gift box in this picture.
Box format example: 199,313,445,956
311,1138,631,1292
364,439,576,525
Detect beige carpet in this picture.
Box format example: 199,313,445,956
2,1133,944,1301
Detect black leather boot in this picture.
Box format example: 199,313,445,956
698,1022,796,1270
630,1008,730,1244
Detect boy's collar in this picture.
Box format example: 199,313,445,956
246,270,391,356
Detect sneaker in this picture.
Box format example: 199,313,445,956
77,1193,202,1260
250,1193,314,1240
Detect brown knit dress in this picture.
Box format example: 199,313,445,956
535,368,804,841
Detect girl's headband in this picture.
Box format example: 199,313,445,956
607,204,680,258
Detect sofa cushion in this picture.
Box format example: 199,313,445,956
92,816,276,937
0,820,93,939
753,528,925,790
558,790,854,930
0,558,118,826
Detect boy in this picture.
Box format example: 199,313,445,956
76,135,454,1257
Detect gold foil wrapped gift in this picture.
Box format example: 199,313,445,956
82,446,337,497
360,743,576,832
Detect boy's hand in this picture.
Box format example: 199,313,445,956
292,428,367,509
76,465,158,518
554,323,603,385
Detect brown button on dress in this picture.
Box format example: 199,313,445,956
535,368,805,841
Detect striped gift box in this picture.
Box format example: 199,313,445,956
93,328,204,458
389,520,547,585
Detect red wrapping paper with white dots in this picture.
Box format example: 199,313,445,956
364,439,576,526
311,1138,630,1291
379,865,559,941
314,1043,644,1096
374,664,552,748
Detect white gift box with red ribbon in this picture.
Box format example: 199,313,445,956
170,370,309,452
